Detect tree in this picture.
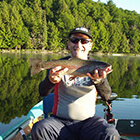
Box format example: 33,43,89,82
47,21,62,50
9,4,29,49
96,20,110,52
119,33,130,53
0,0,140,53
108,22,122,53
55,0,75,45
42,0,54,21
42,10,48,50
129,27,140,53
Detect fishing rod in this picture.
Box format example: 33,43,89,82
103,93,117,124
104,101,115,124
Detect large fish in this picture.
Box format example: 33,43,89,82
30,58,113,77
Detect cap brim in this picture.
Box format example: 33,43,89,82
69,30,93,40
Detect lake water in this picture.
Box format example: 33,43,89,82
0,52,140,136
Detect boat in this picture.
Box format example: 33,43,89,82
0,100,44,140
0,93,140,140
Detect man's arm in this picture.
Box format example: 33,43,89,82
39,56,71,97
87,69,111,101
94,78,111,101
39,70,55,97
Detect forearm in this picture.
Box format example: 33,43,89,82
39,56,70,97
95,78,111,101
39,71,55,97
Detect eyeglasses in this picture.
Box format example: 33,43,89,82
69,37,91,44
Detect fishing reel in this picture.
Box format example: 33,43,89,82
104,101,115,124
104,93,117,125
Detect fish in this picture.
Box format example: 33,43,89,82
30,58,113,77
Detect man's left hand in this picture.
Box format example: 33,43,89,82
87,69,107,81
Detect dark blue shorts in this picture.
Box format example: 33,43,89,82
31,115,120,140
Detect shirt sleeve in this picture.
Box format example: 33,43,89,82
39,69,55,97
94,78,111,101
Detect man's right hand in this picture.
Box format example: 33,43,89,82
49,66,68,84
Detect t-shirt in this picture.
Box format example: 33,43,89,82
52,75,97,121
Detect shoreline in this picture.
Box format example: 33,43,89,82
1,49,140,57
0,49,69,55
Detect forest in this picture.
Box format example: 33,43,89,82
0,0,140,53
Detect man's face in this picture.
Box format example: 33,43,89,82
68,33,92,60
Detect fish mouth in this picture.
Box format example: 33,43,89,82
105,65,113,74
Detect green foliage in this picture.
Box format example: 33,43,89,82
0,55,43,123
0,53,66,124
0,0,140,53
47,21,62,50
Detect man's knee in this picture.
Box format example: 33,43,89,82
31,117,65,140
32,120,44,132
79,116,120,140
31,121,41,140
31,119,53,139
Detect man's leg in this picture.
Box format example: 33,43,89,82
79,116,120,140
31,116,75,140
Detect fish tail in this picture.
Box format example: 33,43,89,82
30,59,43,76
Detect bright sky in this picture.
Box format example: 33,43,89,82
93,0,140,14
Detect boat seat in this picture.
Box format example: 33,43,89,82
43,93,54,118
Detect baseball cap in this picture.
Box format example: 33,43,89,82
69,27,93,40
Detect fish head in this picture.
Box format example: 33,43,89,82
104,65,113,74
95,62,113,76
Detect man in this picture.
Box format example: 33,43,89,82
31,27,120,140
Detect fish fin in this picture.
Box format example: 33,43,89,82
30,59,42,76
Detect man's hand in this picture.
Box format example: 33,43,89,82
49,66,68,84
87,69,107,83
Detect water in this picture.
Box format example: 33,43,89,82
0,52,66,136
95,97,140,120
0,52,140,135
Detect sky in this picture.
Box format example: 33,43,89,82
93,0,140,14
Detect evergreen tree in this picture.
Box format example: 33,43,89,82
129,26,140,53
42,0,54,21
47,21,62,50
42,10,48,50
0,0,140,53
56,0,75,45
96,20,110,52
108,22,122,53
119,33,130,53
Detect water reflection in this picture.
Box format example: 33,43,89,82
0,53,65,123
96,97,140,120
0,53,140,135
94,55,140,98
